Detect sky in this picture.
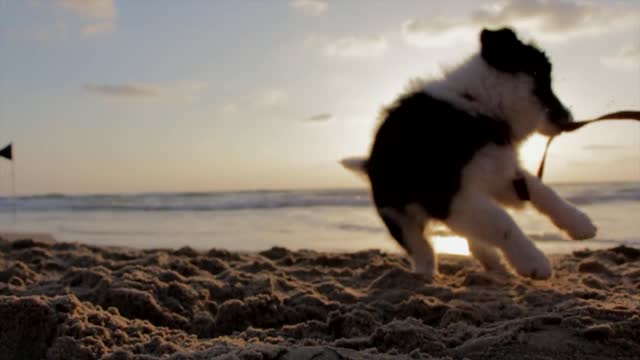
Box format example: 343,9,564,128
0,0,639,195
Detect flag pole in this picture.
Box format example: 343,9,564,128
11,160,16,223
0,142,16,222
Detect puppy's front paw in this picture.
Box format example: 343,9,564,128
557,207,597,240
508,248,552,280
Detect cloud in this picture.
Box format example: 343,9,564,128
304,113,333,122
84,82,207,101
81,21,115,36
218,89,288,114
256,89,288,107
56,0,115,20
56,0,116,36
8,0,117,40
290,0,328,15
402,0,640,47
305,34,388,58
220,103,240,115
84,84,160,98
582,144,628,151
402,19,477,48
602,44,640,70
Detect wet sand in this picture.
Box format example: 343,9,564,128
1,233,639,359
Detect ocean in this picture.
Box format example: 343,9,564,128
1,182,639,255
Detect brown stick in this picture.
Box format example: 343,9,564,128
536,111,640,179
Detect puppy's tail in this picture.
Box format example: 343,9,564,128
340,157,369,179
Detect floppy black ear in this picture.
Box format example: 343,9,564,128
480,28,519,49
480,28,493,46
480,28,522,72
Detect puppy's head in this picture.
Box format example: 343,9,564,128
480,28,572,136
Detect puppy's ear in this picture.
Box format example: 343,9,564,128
480,28,519,49
480,28,522,72
480,28,493,46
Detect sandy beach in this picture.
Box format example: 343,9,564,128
1,233,639,360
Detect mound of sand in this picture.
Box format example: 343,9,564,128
1,236,639,359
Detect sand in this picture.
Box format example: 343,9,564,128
0,234,639,360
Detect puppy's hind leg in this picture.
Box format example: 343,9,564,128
446,193,551,280
378,205,435,280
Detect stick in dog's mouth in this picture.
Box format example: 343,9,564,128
558,111,640,132
537,110,640,178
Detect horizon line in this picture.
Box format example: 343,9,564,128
1,179,638,198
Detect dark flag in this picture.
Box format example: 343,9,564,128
0,143,12,160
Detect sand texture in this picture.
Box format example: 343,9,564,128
1,236,639,359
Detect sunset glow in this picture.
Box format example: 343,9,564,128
432,235,471,256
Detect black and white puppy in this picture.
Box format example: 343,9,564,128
342,28,597,280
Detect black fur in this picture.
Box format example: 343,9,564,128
480,28,571,126
379,211,406,249
366,91,512,229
